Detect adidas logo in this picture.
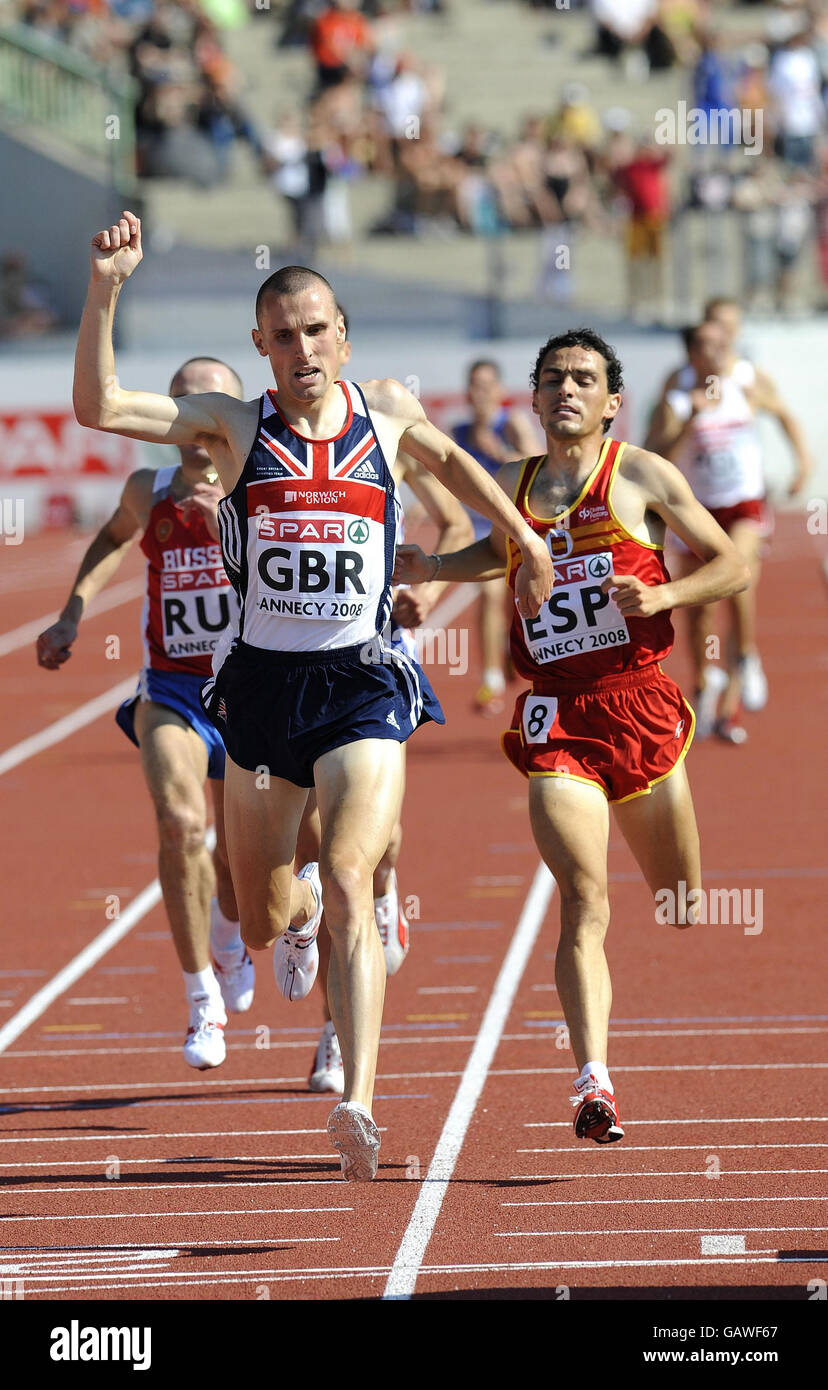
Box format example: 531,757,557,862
386,710,400,729
352,458,380,482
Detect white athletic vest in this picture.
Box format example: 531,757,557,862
216,380,398,654
668,363,763,508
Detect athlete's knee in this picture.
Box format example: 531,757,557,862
155,802,207,858
320,854,372,931
558,886,610,942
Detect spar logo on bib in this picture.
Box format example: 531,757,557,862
586,553,612,580
521,549,629,665
348,519,369,544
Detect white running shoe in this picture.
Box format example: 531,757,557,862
739,652,768,712
375,869,409,977
327,1101,381,1181
273,862,322,1001
212,947,255,1014
183,993,227,1070
694,663,728,739
309,1021,345,1095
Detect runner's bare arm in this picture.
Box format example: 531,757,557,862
73,212,242,464
367,380,551,617
393,451,475,625
644,393,692,458
504,409,541,458
36,470,150,669
393,461,519,588
602,450,749,618
752,368,814,496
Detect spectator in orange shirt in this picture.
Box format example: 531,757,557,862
311,0,374,92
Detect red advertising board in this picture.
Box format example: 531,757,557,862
0,409,138,477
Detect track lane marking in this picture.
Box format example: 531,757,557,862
0,675,138,776
383,861,556,1301
0,577,143,657
0,1208,352,1222
518,1142,827,1152
495,1226,828,1237
17,1254,825,1296
0,1151,378,1168
0,829,215,1055
502,1196,828,1206
508,1169,828,1179
0,1128,333,1144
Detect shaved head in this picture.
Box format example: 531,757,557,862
169,357,243,399
255,266,337,325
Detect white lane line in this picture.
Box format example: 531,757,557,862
383,861,556,1302
0,1074,319,1093
0,578,143,658
511,1026,828,1038
7,1237,345,1253
518,1143,827,1153
496,1226,828,1237
0,1152,358,1168
522,1116,828,1127
17,1254,822,1296
0,675,137,777
508,1169,828,1180
67,998,130,1006
1,1238,338,1276
426,584,479,630
417,986,478,994
501,1196,828,1207
0,1128,331,1145
491,1063,828,1074
0,828,215,1056
0,1181,347,1194
0,1208,351,1223
0,1035,475,1065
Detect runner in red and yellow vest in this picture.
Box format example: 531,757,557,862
501,435,691,803
392,328,749,1151
505,437,674,690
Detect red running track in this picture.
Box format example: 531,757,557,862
0,517,826,1301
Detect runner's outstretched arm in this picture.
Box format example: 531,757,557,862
73,211,240,474
393,458,519,589
36,471,148,668
368,381,551,617
392,452,475,626
752,368,814,496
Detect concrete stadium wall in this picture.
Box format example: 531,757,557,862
0,126,138,329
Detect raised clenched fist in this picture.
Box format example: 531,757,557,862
90,211,142,286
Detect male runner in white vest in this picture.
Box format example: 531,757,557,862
72,210,553,1181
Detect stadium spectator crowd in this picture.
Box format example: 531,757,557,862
9,0,828,307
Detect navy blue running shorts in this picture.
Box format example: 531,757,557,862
200,638,445,788
116,667,227,780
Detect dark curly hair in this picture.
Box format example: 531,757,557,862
531,328,624,434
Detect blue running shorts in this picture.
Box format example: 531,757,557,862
116,667,228,780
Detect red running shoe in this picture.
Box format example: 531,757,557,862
571,1074,625,1143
